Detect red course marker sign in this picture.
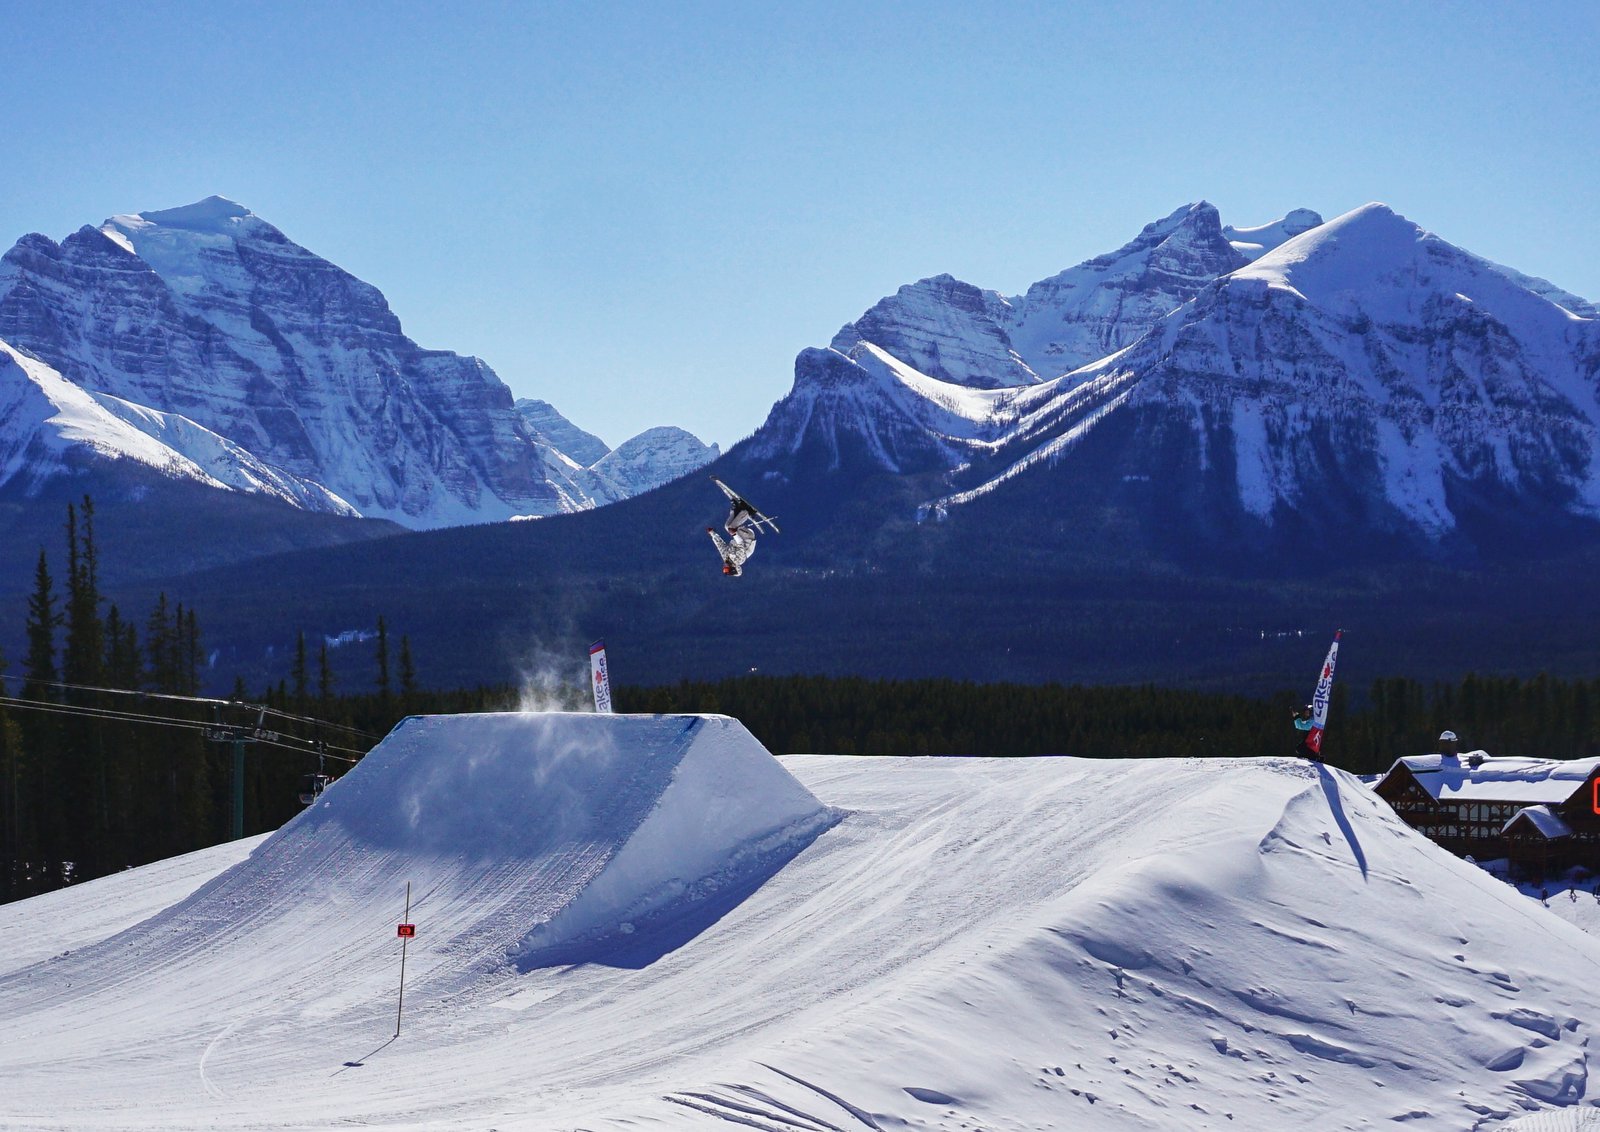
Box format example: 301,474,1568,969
1593,780,1599,816
397,923,416,938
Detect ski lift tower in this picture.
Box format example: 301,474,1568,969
204,704,278,842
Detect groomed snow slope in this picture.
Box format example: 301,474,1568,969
1,739,1597,1130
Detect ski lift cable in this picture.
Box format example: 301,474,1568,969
0,696,364,763
0,672,237,708
0,694,217,733
2,697,364,765
0,673,380,740
253,704,380,740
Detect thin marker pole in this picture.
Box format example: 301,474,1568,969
395,881,411,1038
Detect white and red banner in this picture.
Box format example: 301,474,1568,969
1306,630,1342,756
589,641,612,714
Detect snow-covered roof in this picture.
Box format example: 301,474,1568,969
1501,805,1573,840
1384,753,1600,804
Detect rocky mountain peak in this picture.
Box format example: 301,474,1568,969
0,198,719,528
756,199,1600,560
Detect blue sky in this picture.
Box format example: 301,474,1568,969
3,1,1596,448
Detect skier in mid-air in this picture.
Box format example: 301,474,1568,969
706,477,778,577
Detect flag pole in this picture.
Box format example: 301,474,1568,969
395,881,411,1038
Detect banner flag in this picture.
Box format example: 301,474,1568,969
1306,630,1343,756
589,641,612,714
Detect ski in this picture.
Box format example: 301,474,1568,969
710,477,779,533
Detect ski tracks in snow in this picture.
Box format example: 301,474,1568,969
665,1061,883,1131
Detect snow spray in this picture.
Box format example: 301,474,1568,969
513,643,591,713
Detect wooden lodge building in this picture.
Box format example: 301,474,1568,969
1373,752,1600,880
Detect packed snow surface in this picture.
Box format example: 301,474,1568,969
2,718,1597,1130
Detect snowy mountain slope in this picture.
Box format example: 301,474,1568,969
513,396,611,466
588,425,721,499
759,201,1600,557
0,199,712,529
826,203,1324,398
1483,262,1599,320
514,399,720,501
1002,201,1312,378
832,272,1038,388
0,338,358,513
1223,207,1325,261
2,715,1597,1130
0,199,558,526
754,202,1321,480
745,341,1021,474
1071,202,1600,538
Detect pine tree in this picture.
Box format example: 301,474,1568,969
318,640,334,716
23,551,59,701
291,632,309,717
0,643,25,900
20,550,64,873
399,635,417,715
61,498,111,873
179,606,201,697
146,593,175,694
375,616,392,721
62,497,105,690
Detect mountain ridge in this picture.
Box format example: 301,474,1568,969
0,197,717,530
6,198,1599,694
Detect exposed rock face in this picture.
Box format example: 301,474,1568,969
514,398,612,467
825,202,1306,394
0,197,716,527
513,398,719,503
751,202,1600,556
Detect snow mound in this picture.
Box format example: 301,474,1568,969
5,752,1600,1129
787,759,1600,1130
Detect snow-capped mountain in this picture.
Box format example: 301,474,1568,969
0,198,714,529
0,337,358,514
750,201,1600,558
588,426,721,499
827,202,1321,394
514,397,720,503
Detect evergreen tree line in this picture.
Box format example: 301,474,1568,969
618,672,1600,775
0,498,213,901
5,500,1599,906
0,498,505,904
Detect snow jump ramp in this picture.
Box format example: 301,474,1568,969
272,711,840,969
2,713,837,1042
